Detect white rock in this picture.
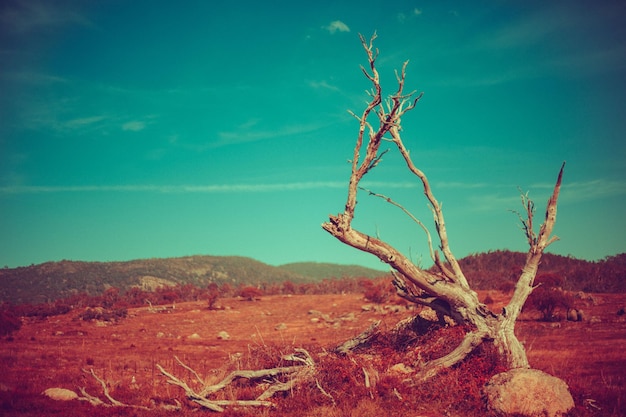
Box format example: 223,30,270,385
43,388,78,401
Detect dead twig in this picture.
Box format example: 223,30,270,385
157,348,316,412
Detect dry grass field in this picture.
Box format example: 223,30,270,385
1,291,624,416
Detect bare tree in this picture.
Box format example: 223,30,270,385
322,33,565,379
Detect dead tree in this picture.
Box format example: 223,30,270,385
322,33,565,379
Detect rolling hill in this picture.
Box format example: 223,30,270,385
1,250,624,305
0,255,387,305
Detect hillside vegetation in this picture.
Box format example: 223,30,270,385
0,255,386,304
0,251,624,305
449,250,626,293
279,261,385,280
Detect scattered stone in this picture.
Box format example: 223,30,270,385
567,309,582,322
386,305,406,313
308,309,334,323
389,363,414,374
339,312,356,321
484,368,574,417
156,332,165,338
575,291,597,305
217,331,230,340
275,323,287,331
43,388,78,401
188,333,201,340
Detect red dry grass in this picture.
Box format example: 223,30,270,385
0,291,624,416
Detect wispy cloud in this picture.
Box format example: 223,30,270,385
308,80,340,92
0,1,91,35
560,180,626,203
214,121,326,148
0,71,68,85
122,121,146,132
0,182,344,194
397,8,422,23
324,20,350,34
0,180,421,195
461,178,626,212
65,115,107,129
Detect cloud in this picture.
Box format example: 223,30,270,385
0,182,346,194
122,121,146,132
308,80,340,92
324,20,350,34
398,8,422,22
65,116,106,128
0,180,419,195
0,1,91,35
214,121,326,148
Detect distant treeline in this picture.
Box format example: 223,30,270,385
0,255,386,305
444,250,626,293
1,276,382,326
0,251,624,307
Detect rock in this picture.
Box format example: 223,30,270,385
188,333,201,340
217,331,230,340
275,323,287,331
389,363,414,374
484,368,574,417
577,309,585,321
43,388,78,401
567,309,581,322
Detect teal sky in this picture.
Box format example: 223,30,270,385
1,1,625,270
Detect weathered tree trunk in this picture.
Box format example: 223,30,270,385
322,33,564,377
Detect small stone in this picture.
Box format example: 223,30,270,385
217,331,230,340
43,388,78,401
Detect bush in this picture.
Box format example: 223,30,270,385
526,273,575,321
0,308,22,336
362,278,395,304
206,283,220,310
238,286,263,301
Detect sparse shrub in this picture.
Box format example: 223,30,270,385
0,306,21,336
528,273,575,321
206,283,220,310
238,286,263,301
362,278,395,304
78,307,127,322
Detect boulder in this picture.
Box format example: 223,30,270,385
567,309,582,322
43,388,78,401
484,368,574,417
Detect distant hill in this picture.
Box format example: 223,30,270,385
278,262,386,280
1,251,623,305
443,250,626,293
0,255,387,305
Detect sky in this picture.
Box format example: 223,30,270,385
1,0,625,270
